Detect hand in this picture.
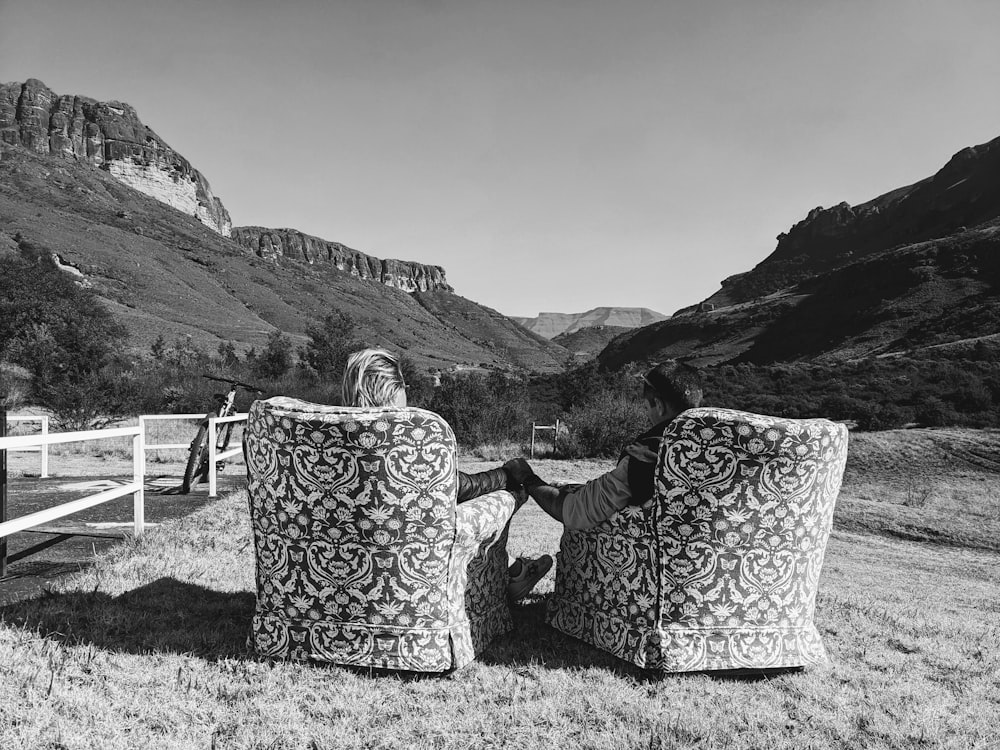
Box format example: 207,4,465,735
623,442,658,464
503,458,535,485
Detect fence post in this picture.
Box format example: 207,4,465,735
530,421,536,459
132,429,145,536
1,407,7,578
137,416,146,480
40,416,49,478
208,417,218,498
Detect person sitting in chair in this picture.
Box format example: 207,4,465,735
505,361,703,530
341,348,551,599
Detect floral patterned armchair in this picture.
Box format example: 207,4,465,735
244,397,516,672
546,407,848,673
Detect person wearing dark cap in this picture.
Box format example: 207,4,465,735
504,361,704,530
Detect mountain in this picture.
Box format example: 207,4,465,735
515,307,668,339
1,78,231,236
600,135,1000,369
0,80,568,373
697,135,1000,311
231,226,452,293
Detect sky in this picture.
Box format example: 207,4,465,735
2,0,1000,318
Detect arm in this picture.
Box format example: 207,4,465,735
456,468,509,504
506,458,633,530
522,475,566,523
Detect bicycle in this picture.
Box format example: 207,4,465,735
173,374,263,494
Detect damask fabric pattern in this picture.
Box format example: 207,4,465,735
547,407,848,672
244,397,516,672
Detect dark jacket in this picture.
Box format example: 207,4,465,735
618,418,673,506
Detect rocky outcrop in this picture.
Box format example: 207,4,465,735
703,134,1000,307
515,307,668,339
231,226,453,293
0,79,231,236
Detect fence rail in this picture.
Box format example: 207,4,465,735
138,412,247,498
0,423,144,576
0,411,251,575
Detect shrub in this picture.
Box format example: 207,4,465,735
559,390,646,458
429,372,531,447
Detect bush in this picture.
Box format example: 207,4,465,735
429,372,531,447
559,390,646,458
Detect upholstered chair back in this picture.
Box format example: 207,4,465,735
547,407,848,672
244,396,513,672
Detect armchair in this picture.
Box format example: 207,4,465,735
244,397,516,672
546,407,848,672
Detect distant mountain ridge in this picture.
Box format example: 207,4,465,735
600,134,1000,369
515,307,667,339
0,78,569,373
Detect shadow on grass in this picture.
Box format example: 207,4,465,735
1,580,801,682
491,596,803,683
0,578,497,682
488,596,658,680
0,577,255,660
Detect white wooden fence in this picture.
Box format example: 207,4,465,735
0,425,146,542
138,413,247,498
0,413,248,558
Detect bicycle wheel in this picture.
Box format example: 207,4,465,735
181,425,210,494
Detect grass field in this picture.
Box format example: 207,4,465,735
1,430,999,748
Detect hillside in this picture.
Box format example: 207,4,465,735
0,146,564,372
703,134,1000,309
601,134,1000,369
515,307,667,339
1,78,231,236
551,325,631,360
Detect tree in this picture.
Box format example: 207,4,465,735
1,242,131,427
249,330,293,380
301,311,363,381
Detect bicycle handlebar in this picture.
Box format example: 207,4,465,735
202,373,265,393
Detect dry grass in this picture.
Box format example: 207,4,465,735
0,442,999,748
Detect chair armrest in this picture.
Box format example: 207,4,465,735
552,504,659,626
455,490,517,546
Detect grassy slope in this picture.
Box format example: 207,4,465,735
600,222,1000,368
1,432,999,749
411,291,569,373
552,325,632,360
0,147,563,373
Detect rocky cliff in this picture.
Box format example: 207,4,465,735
599,132,1000,369
702,134,1000,308
230,226,453,293
0,78,231,236
515,307,668,339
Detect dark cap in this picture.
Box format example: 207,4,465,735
638,361,704,410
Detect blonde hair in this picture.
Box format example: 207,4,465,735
341,348,406,407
